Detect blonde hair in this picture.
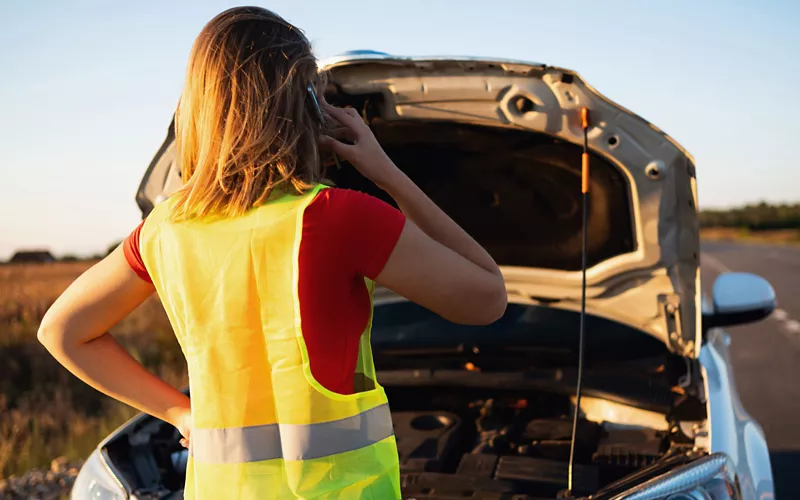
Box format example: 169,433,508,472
171,6,326,221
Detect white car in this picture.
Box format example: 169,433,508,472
72,52,776,500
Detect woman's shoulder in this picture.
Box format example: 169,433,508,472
306,187,404,232
303,187,406,279
310,187,395,215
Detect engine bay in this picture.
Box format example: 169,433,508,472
104,382,702,500
384,386,695,499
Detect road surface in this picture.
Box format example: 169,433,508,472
701,241,800,499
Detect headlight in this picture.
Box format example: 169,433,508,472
71,449,127,500
613,453,740,500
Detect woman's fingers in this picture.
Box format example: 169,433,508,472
327,126,356,142
343,107,362,120
324,112,362,145
319,135,353,155
328,123,350,132
323,113,344,128
322,102,362,127
318,102,385,169
321,101,350,121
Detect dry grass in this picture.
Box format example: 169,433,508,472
0,262,186,479
701,227,800,245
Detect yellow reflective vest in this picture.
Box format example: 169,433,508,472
140,184,401,499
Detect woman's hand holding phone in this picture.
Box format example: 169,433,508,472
318,102,400,190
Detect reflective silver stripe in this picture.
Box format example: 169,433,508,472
280,403,393,461
191,422,282,464
190,403,393,464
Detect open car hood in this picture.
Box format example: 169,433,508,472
136,52,700,357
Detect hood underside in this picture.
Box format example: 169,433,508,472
136,53,700,356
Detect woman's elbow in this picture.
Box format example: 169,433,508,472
452,276,508,326
478,278,508,324
37,318,67,352
37,322,56,348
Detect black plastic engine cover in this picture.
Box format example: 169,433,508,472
520,418,603,462
393,411,463,472
524,418,602,441
495,456,599,496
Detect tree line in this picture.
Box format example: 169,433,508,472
700,202,800,230
6,241,121,264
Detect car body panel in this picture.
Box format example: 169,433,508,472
699,327,774,499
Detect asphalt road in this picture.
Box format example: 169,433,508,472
701,241,800,499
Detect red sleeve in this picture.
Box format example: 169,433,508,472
312,188,406,279
298,188,406,394
123,220,152,283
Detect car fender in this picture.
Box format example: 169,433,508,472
699,328,774,499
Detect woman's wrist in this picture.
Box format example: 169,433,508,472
164,400,192,428
372,157,406,194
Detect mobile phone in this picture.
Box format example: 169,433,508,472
307,83,325,121
308,84,342,169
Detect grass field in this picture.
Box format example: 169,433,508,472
700,227,800,245
0,261,186,479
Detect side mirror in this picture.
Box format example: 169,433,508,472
703,272,776,330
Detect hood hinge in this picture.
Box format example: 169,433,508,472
659,293,693,356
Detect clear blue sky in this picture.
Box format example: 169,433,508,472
1,1,798,259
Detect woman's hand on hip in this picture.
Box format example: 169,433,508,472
318,102,400,189
170,407,192,448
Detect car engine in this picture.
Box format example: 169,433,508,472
105,383,698,499
385,385,692,499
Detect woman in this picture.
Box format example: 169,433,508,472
38,6,506,499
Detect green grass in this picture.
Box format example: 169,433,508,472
0,262,186,479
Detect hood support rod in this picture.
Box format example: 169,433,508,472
567,107,590,496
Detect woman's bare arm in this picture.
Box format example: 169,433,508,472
320,104,507,325
38,246,191,441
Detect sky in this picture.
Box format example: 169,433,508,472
1,1,799,260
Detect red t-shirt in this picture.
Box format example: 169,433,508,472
123,188,406,395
